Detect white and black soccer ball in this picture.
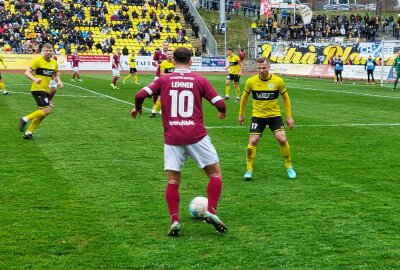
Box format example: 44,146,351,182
189,196,208,219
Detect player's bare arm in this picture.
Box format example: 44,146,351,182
131,108,142,119
132,88,150,119
281,92,294,129
238,91,249,125
24,68,41,84
286,117,294,129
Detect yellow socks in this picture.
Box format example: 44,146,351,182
26,109,46,121
235,86,240,98
279,141,292,169
123,74,131,82
27,117,44,133
225,85,230,97
246,144,257,171
0,81,5,92
154,99,161,113
134,74,138,83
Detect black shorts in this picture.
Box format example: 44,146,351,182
130,68,137,73
0,73,2,80
32,91,50,107
250,116,285,136
227,74,240,82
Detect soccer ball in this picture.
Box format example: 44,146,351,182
189,196,208,219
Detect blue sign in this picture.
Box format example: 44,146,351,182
202,57,226,67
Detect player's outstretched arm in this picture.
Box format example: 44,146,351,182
214,100,226,119
131,108,142,119
131,88,150,119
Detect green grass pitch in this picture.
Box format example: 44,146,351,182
1,72,399,269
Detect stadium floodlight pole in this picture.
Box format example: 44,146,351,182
220,0,226,57
380,38,385,86
293,0,296,25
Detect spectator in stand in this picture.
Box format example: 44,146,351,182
201,35,207,53
239,49,246,61
122,46,129,56
194,47,202,57
192,22,199,38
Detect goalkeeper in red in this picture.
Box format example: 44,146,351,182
392,51,400,90
131,47,227,236
238,57,296,180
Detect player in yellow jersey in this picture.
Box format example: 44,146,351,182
149,49,175,118
123,50,140,85
0,53,9,95
225,48,242,102
19,43,63,139
238,57,296,180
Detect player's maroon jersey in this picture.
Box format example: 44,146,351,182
112,53,121,68
71,55,80,67
144,69,223,145
53,55,58,61
153,50,167,77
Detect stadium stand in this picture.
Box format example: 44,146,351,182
0,0,196,55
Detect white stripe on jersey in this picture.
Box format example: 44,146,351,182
211,96,223,104
143,86,153,95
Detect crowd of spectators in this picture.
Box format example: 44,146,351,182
253,10,400,43
0,0,195,55
201,1,400,42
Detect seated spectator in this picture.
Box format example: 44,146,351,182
122,46,129,55
4,43,12,52
194,47,201,56
139,46,147,56
132,10,139,19
166,12,174,22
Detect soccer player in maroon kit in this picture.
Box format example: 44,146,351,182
70,50,83,82
131,47,228,236
111,48,123,89
49,55,60,103
149,40,169,117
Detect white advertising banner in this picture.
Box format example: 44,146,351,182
270,63,392,80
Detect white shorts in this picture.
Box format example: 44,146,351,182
164,135,219,172
73,67,79,73
49,79,57,88
112,68,120,77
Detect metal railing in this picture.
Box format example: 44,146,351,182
183,0,218,55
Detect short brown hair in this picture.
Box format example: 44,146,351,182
256,57,270,64
42,43,53,49
173,47,192,64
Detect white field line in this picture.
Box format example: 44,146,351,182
286,84,400,99
205,123,400,129
8,90,102,98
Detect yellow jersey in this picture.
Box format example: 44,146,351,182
241,73,289,118
30,56,58,93
160,59,175,74
128,54,137,68
227,54,241,74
